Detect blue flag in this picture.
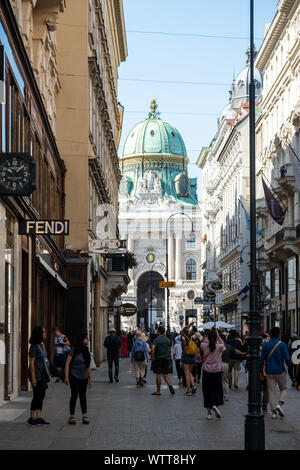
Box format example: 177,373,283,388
242,204,262,236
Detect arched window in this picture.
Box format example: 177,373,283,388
186,259,196,280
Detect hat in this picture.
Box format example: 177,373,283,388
110,328,116,333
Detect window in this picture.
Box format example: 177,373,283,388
186,259,196,280
186,234,196,249
288,257,296,292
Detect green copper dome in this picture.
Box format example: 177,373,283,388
122,100,187,158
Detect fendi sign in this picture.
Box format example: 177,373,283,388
19,220,69,235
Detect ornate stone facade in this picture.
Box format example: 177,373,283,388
9,0,66,134
255,0,300,338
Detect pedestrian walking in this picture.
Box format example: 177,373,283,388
121,331,129,358
226,330,243,390
192,332,202,384
104,328,122,383
151,326,175,396
142,334,151,383
64,333,92,425
220,333,246,401
260,326,290,419
181,326,198,396
127,330,134,355
131,330,149,387
173,334,183,385
27,326,51,427
53,327,70,382
200,329,226,420
287,333,299,387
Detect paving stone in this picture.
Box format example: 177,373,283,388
0,357,299,450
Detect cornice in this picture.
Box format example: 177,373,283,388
256,0,298,71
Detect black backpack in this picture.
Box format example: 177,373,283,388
134,349,145,362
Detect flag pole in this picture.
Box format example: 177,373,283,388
244,0,265,450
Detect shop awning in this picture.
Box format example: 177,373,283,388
36,255,67,290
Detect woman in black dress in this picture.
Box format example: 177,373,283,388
27,326,51,427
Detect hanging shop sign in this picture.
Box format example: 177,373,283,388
159,281,175,288
211,281,222,291
117,303,137,317
19,219,69,236
0,153,36,195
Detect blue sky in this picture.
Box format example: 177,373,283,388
118,0,278,198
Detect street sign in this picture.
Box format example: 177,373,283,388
122,296,137,302
205,292,216,300
159,281,175,288
211,281,222,291
117,303,137,317
179,315,184,321
194,297,202,304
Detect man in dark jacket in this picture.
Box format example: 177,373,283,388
104,328,122,383
226,330,243,389
260,327,290,419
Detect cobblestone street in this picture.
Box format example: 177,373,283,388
0,358,299,450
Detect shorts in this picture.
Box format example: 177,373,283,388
229,359,240,372
152,358,169,375
181,351,196,365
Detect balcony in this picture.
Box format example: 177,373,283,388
266,226,299,263
275,163,296,196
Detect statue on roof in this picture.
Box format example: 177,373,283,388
148,99,161,119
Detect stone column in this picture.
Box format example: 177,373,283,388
127,236,134,281
168,234,174,280
294,192,300,226
175,236,182,281
288,196,293,227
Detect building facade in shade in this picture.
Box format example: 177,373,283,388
254,0,300,340
56,0,129,365
119,101,202,331
0,0,66,405
198,50,263,332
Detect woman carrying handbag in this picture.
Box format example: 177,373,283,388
200,328,226,420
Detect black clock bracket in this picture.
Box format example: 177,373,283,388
0,152,36,196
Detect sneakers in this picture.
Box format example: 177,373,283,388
271,411,278,419
234,385,239,390
185,390,192,396
276,405,285,418
207,413,213,420
142,379,147,384
191,387,197,395
114,376,119,383
26,418,37,427
36,418,50,426
224,396,229,401
169,385,175,395
212,406,222,419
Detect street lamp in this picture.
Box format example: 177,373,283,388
244,0,265,450
150,262,166,329
165,207,194,332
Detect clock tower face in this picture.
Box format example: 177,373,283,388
0,153,36,195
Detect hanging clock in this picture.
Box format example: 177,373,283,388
0,153,36,195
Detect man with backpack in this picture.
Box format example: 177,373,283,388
260,327,290,419
131,330,149,387
104,328,122,383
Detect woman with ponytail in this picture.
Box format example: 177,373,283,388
65,333,92,425
200,328,226,420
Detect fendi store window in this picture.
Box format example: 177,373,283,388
4,211,14,398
